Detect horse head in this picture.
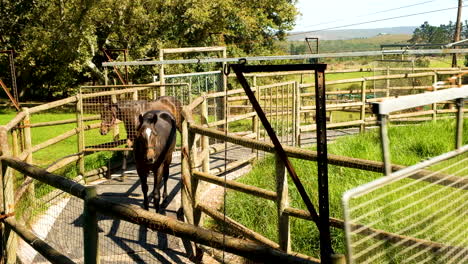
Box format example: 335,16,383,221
100,103,118,135
136,110,176,165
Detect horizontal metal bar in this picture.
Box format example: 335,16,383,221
103,49,468,67
162,46,226,54
372,86,468,115
233,64,327,73
165,71,221,78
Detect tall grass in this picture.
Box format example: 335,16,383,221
220,119,468,258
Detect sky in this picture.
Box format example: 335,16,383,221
293,0,467,32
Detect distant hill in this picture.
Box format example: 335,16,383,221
288,26,416,41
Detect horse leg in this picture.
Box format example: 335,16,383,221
162,161,170,200
152,166,164,213
137,168,149,210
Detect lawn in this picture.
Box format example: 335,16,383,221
216,119,468,259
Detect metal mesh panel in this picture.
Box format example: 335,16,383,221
80,85,186,150
343,150,468,264
255,81,297,147
17,179,85,263
165,71,223,105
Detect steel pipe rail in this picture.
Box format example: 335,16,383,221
103,49,468,67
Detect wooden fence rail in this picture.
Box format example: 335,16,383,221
0,68,465,263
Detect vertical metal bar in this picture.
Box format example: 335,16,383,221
315,69,333,262
276,85,279,140
295,82,301,147
281,85,285,143
83,186,99,264
8,51,19,106
379,114,392,175
455,98,464,149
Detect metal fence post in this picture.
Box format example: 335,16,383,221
378,114,392,176
275,154,290,252
83,185,99,264
315,68,333,262
455,98,464,149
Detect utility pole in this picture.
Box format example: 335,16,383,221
452,0,463,67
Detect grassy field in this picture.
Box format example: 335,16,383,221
215,119,468,259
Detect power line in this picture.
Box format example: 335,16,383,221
302,0,437,28
291,5,465,36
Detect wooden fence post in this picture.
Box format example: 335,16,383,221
159,49,165,96
181,119,194,225
275,154,290,252
295,82,301,147
23,108,36,204
83,185,99,264
0,126,17,264
11,129,19,158
360,80,367,132
23,108,33,165
76,94,86,181
189,128,201,228
201,96,210,173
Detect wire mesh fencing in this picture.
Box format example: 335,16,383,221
80,84,187,151
343,148,468,264
17,178,85,263
164,71,224,105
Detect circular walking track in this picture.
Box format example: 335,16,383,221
17,128,360,264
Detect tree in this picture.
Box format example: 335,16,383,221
0,0,298,100
409,21,454,44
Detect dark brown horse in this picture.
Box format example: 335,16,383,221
99,96,182,147
134,110,177,212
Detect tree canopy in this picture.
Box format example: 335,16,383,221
0,0,298,100
409,21,468,44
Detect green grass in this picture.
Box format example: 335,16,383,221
217,119,468,259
